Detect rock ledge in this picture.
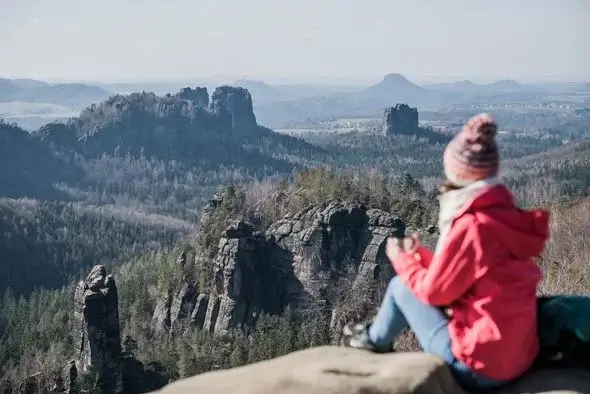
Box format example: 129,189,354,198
152,346,590,394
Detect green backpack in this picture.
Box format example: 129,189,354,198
535,295,590,368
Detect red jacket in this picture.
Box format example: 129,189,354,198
393,184,549,381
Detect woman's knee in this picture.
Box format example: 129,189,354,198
389,275,414,302
385,275,403,296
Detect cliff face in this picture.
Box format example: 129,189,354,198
210,86,257,130
152,199,406,339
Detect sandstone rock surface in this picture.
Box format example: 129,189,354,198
74,265,123,393
152,346,590,394
211,86,257,130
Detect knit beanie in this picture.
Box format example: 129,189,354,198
443,113,500,187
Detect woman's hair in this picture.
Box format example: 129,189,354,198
439,179,463,194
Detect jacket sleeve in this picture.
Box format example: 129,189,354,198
392,215,489,306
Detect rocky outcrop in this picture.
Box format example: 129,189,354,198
153,346,590,394
153,201,405,338
175,87,209,108
74,265,123,394
383,103,419,137
121,357,170,394
265,202,405,339
211,86,257,130
72,266,170,393
12,361,76,394
198,192,226,226
152,292,173,333
62,360,77,394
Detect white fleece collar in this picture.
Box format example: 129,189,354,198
435,176,504,254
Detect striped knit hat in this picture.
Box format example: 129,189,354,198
443,113,499,187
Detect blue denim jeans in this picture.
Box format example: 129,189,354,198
368,276,507,391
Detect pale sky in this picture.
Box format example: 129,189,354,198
1,0,589,83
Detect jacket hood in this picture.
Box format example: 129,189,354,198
459,185,550,259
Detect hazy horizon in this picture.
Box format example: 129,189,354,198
1,0,589,85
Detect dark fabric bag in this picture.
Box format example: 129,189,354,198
535,295,590,369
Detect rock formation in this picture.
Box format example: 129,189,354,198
74,265,123,394
204,220,283,333
383,103,419,137
152,346,590,394
121,356,170,394
175,87,209,108
153,200,406,339
211,86,257,130
265,203,405,340
72,265,170,393
11,360,77,394
36,85,263,162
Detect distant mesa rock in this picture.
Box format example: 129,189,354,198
153,345,590,394
74,265,123,393
152,200,406,341
383,104,419,136
382,104,448,143
211,86,257,130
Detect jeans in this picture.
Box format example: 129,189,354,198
368,276,507,391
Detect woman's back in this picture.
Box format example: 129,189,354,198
446,184,549,381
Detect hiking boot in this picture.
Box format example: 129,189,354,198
341,322,393,353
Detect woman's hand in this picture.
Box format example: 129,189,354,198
385,237,403,262
386,233,420,263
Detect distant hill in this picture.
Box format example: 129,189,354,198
0,77,112,109
234,79,360,105
252,73,564,128
234,79,291,104
425,79,478,92
0,120,80,198
357,73,427,101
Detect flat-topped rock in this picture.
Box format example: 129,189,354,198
151,346,590,394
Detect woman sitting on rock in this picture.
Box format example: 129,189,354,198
343,113,550,391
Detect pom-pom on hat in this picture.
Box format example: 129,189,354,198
443,113,500,186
